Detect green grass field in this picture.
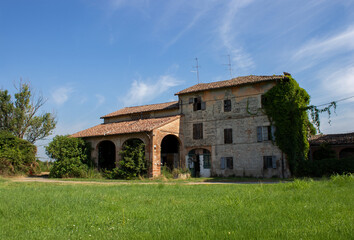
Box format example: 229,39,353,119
0,176,353,240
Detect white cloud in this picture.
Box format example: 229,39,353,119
217,0,255,72
51,87,73,105
322,65,354,100
122,75,182,106
293,26,354,68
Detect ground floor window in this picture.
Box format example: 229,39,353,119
263,156,276,169
220,157,233,170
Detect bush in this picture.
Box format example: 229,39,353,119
0,130,37,175
296,157,354,177
105,141,147,179
46,135,92,178
49,158,88,178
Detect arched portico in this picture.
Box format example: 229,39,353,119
339,148,354,159
98,140,116,170
160,134,180,170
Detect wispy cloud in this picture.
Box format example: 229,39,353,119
320,64,354,101
293,26,354,68
122,75,182,106
51,86,74,105
95,94,106,106
217,0,255,72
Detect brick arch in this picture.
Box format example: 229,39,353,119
339,148,354,159
160,134,181,170
97,140,116,170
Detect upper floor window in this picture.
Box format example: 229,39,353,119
257,126,275,142
224,128,233,144
224,99,231,112
193,123,203,139
189,97,206,111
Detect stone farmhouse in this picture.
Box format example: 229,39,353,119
309,132,354,160
72,75,291,178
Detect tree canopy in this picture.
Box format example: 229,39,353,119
0,82,56,143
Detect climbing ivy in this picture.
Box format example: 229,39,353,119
262,74,339,175
262,75,311,175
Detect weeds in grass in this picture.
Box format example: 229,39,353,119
330,173,353,185
285,178,314,190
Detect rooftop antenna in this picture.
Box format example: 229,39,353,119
191,57,200,84
223,54,233,79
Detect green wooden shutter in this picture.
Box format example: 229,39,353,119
257,127,263,142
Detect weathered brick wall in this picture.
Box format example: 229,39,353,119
179,81,291,178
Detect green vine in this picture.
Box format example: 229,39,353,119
262,75,311,175
307,102,336,133
246,98,258,115
261,75,337,175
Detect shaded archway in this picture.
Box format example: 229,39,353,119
187,149,211,177
161,135,180,170
98,140,116,170
339,148,354,159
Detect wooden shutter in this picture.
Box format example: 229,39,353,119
272,156,277,169
271,125,276,141
224,129,233,144
201,101,206,110
220,157,226,169
263,156,267,169
257,127,263,142
226,157,233,169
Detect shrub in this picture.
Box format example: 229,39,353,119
106,141,147,179
0,130,37,175
49,158,88,178
296,157,354,177
46,135,92,178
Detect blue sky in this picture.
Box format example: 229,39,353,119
1,0,354,160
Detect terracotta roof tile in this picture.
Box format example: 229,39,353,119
71,115,180,138
309,132,354,145
101,101,179,118
175,75,283,95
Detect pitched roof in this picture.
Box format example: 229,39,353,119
309,132,354,145
101,101,179,119
71,115,180,138
175,75,283,95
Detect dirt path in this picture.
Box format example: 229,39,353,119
6,176,280,185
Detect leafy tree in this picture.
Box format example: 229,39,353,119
46,135,92,178
0,82,56,143
0,130,38,175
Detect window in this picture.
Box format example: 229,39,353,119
220,157,233,169
261,94,267,108
263,156,276,169
224,128,233,144
193,123,203,139
189,96,206,111
257,126,275,142
224,99,231,112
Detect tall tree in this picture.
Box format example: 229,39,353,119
0,82,56,143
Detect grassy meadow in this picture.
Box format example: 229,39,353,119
0,176,353,240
